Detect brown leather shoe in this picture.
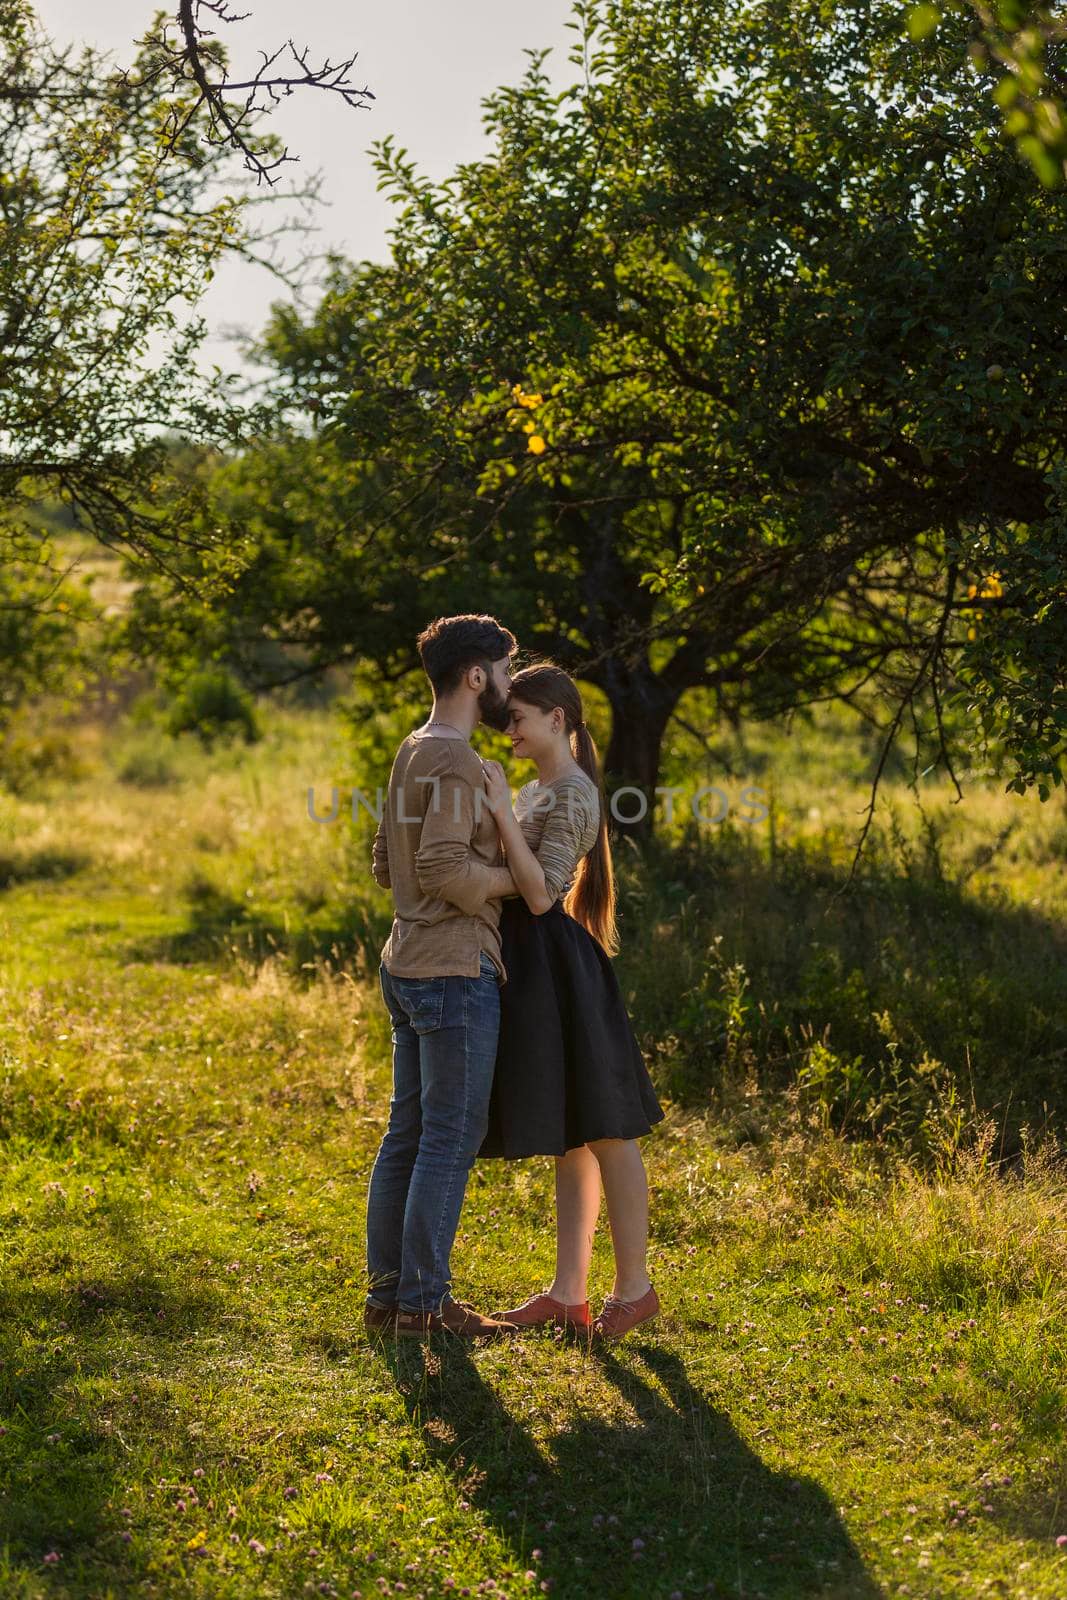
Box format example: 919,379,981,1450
395,1297,519,1340
592,1284,660,1342
498,1292,591,1331
364,1300,398,1337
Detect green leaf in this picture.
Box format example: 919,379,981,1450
907,4,941,41
1018,134,1062,189
993,75,1020,109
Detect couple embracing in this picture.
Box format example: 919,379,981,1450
365,613,664,1342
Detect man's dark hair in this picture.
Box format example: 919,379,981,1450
416,614,517,695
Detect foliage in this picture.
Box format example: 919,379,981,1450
0,537,98,727
165,0,1067,848
163,666,260,747
907,0,1067,186
0,704,91,795
0,7,249,548
0,2,367,740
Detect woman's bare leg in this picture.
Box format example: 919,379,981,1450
587,1138,652,1302
546,1144,601,1304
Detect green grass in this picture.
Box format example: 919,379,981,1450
1,700,1066,1598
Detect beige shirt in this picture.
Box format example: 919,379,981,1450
511,770,600,904
371,733,513,984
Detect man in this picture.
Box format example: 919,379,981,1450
365,613,520,1339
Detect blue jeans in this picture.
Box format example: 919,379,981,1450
366,952,500,1313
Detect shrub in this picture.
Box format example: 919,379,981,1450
116,739,178,787
163,667,260,748
0,705,90,795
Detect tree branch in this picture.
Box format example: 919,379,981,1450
166,0,375,185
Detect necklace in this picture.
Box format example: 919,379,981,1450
420,719,466,737
536,761,587,786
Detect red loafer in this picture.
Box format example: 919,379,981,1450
592,1285,660,1342
498,1292,591,1331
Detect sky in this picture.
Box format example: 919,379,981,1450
34,0,578,368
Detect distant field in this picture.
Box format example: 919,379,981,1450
0,698,1064,1599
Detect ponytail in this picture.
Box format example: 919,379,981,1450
563,723,619,957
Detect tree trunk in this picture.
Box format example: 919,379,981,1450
601,662,679,841
556,498,707,840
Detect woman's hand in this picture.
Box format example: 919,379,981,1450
482,759,551,912
481,759,514,829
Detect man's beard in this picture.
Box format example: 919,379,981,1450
478,679,511,733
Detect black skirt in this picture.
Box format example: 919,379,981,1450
478,897,665,1159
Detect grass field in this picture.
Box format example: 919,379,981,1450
1,699,1065,1599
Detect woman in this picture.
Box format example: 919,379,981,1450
477,663,665,1342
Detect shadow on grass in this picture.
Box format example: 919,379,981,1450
117,875,389,980
621,825,1067,1149
0,849,91,888
374,1334,884,1600
976,1437,1067,1548
0,1257,232,1591
116,810,1067,1151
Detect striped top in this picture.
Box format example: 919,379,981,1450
511,770,600,905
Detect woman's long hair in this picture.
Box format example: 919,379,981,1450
507,663,619,957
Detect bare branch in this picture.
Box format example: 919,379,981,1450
162,0,375,185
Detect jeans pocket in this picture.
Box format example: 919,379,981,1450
478,952,497,978
390,975,445,1035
